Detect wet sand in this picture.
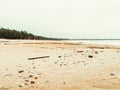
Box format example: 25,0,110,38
0,40,120,90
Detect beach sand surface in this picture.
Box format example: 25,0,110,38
0,40,120,90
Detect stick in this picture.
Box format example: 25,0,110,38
28,56,50,60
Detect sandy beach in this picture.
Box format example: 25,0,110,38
0,39,120,90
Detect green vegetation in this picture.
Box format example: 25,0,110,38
0,28,59,40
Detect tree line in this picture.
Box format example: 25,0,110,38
0,28,52,40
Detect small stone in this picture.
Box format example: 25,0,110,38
60,64,62,66
82,54,84,56
110,73,115,76
82,61,85,63
19,84,24,87
73,62,75,64
33,67,36,69
88,55,93,58
84,63,86,65
19,85,22,87
31,81,35,84
34,77,38,79
58,56,62,58
25,80,29,82
54,62,57,64
95,51,98,54
77,51,83,53
38,73,41,75
5,68,8,70
18,70,24,73
29,75,33,78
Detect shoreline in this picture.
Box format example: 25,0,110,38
0,39,120,49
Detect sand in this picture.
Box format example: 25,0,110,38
0,40,120,90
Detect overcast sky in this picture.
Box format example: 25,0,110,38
0,0,120,39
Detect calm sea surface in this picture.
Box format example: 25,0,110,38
68,40,120,46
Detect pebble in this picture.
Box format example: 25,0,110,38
33,67,36,69
77,51,83,53
88,55,93,58
19,83,24,87
18,70,24,73
29,75,33,78
34,77,38,79
60,64,62,66
95,51,98,54
25,80,29,82
5,68,8,70
54,62,57,64
31,81,35,84
38,73,42,75
110,73,115,76
58,56,62,58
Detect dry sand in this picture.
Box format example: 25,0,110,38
0,40,120,90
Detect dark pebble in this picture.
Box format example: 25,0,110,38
58,56,62,58
60,64,62,66
77,51,83,53
34,76,38,79
33,67,36,69
19,84,24,87
25,80,29,82
31,81,35,84
110,73,115,76
88,55,93,58
18,70,24,73
29,75,33,78
95,51,98,54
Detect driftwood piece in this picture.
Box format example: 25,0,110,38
28,56,50,60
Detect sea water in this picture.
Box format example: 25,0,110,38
69,40,120,46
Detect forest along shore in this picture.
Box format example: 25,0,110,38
0,40,120,90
